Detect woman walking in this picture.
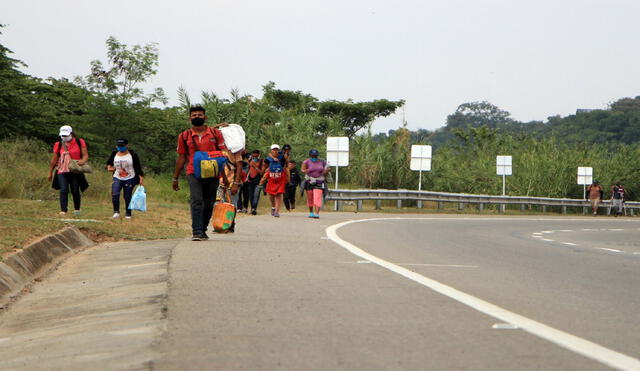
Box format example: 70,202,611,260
106,138,144,219
301,149,329,219
259,145,289,217
48,125,89,216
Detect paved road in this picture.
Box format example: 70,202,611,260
0,213,639,370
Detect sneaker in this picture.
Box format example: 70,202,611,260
191,232,205,241
251,210,257,215
312,213,320,219
274,212,280,217
125,215,132,220
59,211,67,216
271,208,275,216
308,212,314,218
112,212,120,219
202,231,209,240
73,210,81,216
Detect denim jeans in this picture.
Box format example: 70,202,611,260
112,178,136,216
247,181,261,211
187,174,219,234
57,172,81,212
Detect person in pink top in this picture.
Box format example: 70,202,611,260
48,125,89,216
301,149,330,218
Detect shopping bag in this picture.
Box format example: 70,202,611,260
212,191,236,233
129,185,147,212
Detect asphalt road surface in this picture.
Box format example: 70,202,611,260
1,213,639,370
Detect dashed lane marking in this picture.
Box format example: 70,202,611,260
326,217,640,371
599,248,622,253
562,242,578,246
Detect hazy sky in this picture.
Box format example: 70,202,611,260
3,0,640,133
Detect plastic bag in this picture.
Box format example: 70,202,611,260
219,124,246,154
129,185,147,212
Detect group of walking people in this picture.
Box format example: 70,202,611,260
171,106,330,240
49,106,331,241
586,180,626,216
48,126,145,220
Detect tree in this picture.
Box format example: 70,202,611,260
445,101,513,130
76,36,167,105
317,99,405,137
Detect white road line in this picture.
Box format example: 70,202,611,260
557,230,573,232
326,217,640,371
599,248,622,253
492,323,519,330
541,239,555,242
396,263,479,268
532,232,543,235
608,229,624,232
531,235,543,239
541,231,553,234
562,242,578,246
581,229,598,231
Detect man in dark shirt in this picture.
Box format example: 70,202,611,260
284,160,301,211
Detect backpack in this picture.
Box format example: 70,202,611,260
182,129,227,179
266,157,283,173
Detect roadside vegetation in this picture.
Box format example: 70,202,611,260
2,26,640,254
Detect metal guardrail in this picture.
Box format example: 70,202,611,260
326,189,639,215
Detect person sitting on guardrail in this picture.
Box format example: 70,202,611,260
587,180,603,216
611,182,625,216
301,149,329,219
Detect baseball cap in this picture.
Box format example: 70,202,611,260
309,149,319,156
116,138,129,146
59,125,73,136
282,144,291,150
270,144,280,150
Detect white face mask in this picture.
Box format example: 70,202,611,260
61,135,73,142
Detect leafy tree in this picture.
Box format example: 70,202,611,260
76,36,166,105
317,99,405,137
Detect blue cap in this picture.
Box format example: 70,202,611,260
309,149,319,156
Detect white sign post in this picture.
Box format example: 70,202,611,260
327,137,349,210
496,155,512,196
410,145,432,191
577,167,593,200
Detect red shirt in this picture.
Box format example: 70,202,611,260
53,138,86,160
176,127,227,175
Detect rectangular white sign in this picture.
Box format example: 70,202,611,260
326,136,349,167
577,167,593,185
410,145,432,171
496,155,512,176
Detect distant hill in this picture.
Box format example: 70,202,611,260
377,97,640,148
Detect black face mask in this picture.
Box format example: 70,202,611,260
191,117,205,127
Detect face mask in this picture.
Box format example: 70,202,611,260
252,158,259,162
310,158,318,162
61,135,73,142
191,117,205,127
117,146,127,152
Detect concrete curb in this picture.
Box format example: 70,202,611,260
0,226,94,305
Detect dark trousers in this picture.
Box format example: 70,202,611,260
237,183,251,210
283,184,297,210
57,172,81,212
187,174,219,234
246,181,261,211
112,178,136,216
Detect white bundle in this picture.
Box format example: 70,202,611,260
219,124,246,154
